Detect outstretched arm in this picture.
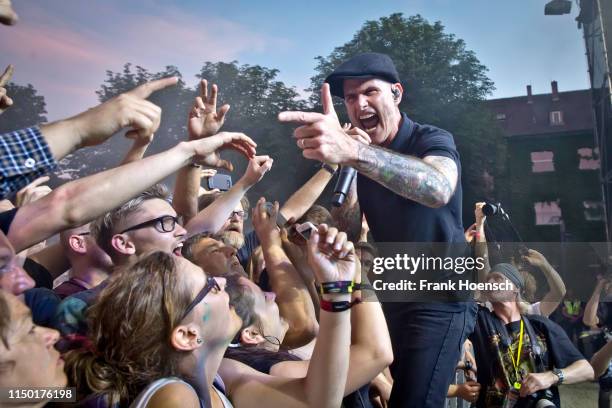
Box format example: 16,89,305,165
584,278,606,327
185,155,269,235
220,224,354,408
521,249,565,317
280,164,338,222
252,199,318,348
7,133,256,252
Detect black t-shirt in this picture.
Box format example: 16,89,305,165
357,113,465,244
357,113,468,311
469,306,584,408
0,208,18,234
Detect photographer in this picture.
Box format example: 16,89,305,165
470,263,593,408
472,202,565,317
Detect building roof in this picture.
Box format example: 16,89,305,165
485,88,593,137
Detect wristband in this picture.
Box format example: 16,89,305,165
319,281,354,294
320,298,361,312
353,283,375,291
320,163,337,175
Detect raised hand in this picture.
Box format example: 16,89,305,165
188,79,230,139
70,77,179,148
278,83,359,165
521,248,549,269
240,155,273,187
307,223,356,283
0,65,14,114
474,202,486,227
252,198,282,247
191,131,257,171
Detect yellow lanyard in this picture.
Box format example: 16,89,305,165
509,319,524,390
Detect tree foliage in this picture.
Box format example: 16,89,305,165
0,83,47,134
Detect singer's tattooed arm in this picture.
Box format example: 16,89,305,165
330,177,362,243
351,144,458,208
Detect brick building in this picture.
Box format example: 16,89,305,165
485,82,605,243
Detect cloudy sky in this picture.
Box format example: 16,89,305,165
1,0,588,121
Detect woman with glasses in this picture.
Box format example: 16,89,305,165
66,224,360,408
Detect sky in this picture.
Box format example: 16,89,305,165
0,0,589,121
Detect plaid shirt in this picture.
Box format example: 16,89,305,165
0,126,57,198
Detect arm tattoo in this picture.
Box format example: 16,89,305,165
354,144,458,208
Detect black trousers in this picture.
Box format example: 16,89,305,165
385,302,478,408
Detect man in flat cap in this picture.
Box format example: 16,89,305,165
279,52,477,407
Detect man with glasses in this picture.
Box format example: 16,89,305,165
54,185,187,339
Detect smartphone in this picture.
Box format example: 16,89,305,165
296,222,317,240
207,174,232,191
263,202,288,227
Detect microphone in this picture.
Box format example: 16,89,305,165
332,166,357,207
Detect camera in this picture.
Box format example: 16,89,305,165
483,202,504,217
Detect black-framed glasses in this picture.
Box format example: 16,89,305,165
181,276,222,320
120,215,179,234
229,211,248,220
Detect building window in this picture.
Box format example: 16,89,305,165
534,201,562,225
578,147,600,170
496,113,506,120
550,111,564,126
531,151,554,173
583,201,604,221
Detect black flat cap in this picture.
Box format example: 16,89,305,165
325,52,401,98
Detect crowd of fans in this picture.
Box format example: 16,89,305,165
0,2,609,407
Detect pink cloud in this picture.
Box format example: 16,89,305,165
0,1,286,121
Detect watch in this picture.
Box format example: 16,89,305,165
552,368,565,385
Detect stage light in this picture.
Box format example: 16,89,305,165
544,0,572,15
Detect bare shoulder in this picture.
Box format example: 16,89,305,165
146,381,200,408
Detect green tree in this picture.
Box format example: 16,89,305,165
310,13,507,224
57,63,192,182
61,62,316,204
0,82,47,133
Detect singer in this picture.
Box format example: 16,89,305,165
279,52,477,408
